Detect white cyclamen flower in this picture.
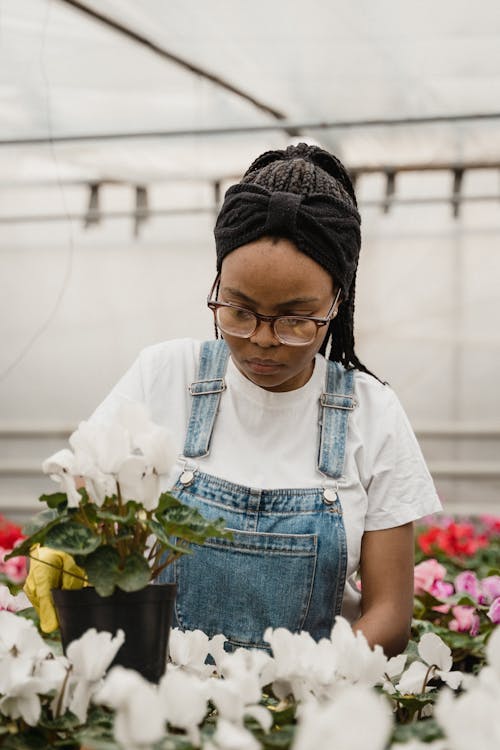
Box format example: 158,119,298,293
380,653,407,695
42,448,81,507
0,612,64,725
220,646,276,690
95,665,167,750
117,456,160,511
434,628,500,750
436,686,500,750
0,661,47,725
264,627,326,701
0,610,51,660
116,401,176,475
0,585,31,613
160,668,209,745
205,718,261,750
64,628,125,723
216,648,275,731
292,685,392,750
70,419,130,475
168,628,227,677
329,616,388,687
396,633,463,694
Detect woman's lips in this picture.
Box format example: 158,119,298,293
245,359,284,375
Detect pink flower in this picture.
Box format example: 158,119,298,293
479,514,500,535
481,576,500,604
431,580,454,599
487,597,500,624
448,605,480,636
0,547,27,584
413,558,453,599
455,571,481,602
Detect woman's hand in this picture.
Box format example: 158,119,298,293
352,522,414,657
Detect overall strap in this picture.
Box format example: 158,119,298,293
317,360,357,478
183,340,230,458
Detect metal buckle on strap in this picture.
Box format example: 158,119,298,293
320,393,357,410
188,378,226,396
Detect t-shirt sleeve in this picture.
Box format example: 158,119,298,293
363,387,442,531
89,353,148,423
88,338,200,428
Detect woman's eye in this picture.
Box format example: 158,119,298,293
281,317,305,328
231,308,254,321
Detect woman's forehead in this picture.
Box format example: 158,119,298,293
219,239,335,304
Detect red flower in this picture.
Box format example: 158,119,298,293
0,515,24,550
417,521,489,558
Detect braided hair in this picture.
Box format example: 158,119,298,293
214,143,376,378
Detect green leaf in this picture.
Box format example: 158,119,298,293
260,725,296,749
391,718,444,743
4,509,68,560
84,546,121,596
146,519,192,555
24,507,61,535
0,730,55,749
448,592,478,607
156,492,182,514
158,505,231,545
95,501,138,524
38,710,80,731
38,492,68,509
45,522,101,555
117,552,151,592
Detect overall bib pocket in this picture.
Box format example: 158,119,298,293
173,528,318,649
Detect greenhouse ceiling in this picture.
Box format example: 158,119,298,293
2,0,500,191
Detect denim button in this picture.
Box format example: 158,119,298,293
323,488,337,504
180,470,194,486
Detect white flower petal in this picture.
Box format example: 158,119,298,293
437,668,463,690
396,661,430,694
486,625,500,679
160,669,208,743
42,449,76,476
66,628,125,681
292,686,392,750
210,719,261,750
134,426,176,475
418,632,452,672
245,704,273,732
385,653,407,679
95,666,166,750
118,456,159,510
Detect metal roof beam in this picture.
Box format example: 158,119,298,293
56,0,296,134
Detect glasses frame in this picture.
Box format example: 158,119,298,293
207,275,342,346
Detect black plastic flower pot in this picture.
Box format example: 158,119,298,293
52,583,176,683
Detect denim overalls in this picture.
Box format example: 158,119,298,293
158,340,356,650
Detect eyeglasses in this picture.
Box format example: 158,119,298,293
207,275,341,346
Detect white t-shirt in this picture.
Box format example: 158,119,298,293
91,338,442,622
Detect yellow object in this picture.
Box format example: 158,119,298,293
23,545,87,633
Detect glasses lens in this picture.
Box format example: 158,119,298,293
216,306,256,337
275,317,317,345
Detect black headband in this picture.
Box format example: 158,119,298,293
214,182,361,296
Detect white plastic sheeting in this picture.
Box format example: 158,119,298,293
1,0,500,516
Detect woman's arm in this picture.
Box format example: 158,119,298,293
352,522,414,657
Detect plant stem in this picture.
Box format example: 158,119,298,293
416,663,436,720
27,554,87,583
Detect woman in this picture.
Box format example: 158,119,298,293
88,143,441,656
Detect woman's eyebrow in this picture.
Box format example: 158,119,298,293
221,286,320,307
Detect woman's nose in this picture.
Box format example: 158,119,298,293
249,319,280,347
